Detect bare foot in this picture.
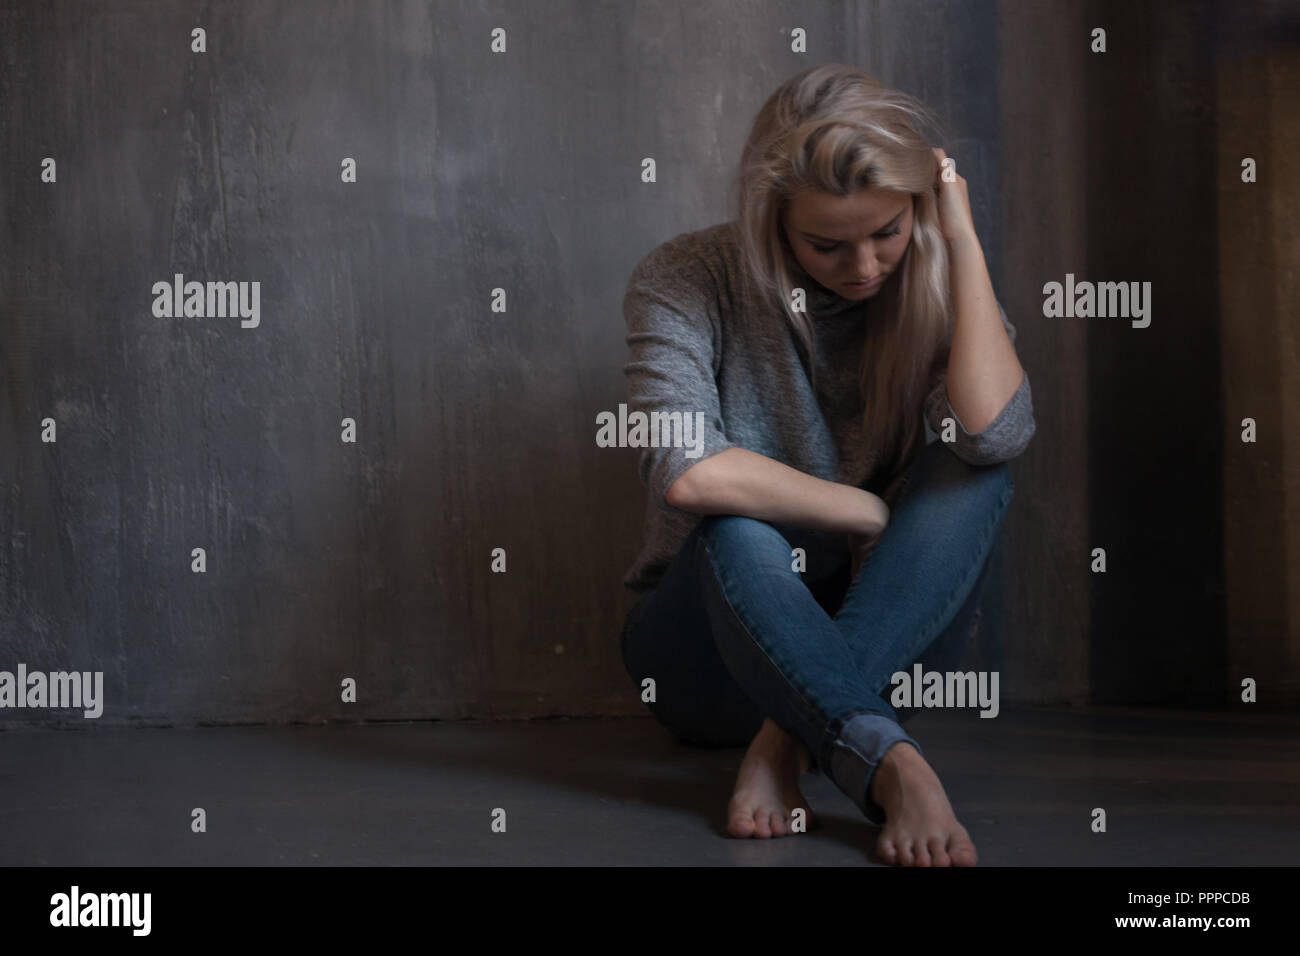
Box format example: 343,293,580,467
726,718,815,838
869,741,978,866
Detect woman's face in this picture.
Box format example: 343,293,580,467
782,187,914,300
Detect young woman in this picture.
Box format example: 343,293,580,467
619,64,1035,867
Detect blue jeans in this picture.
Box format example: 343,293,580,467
620,439,1014,824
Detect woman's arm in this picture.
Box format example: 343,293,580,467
666,446,889,537
932,146,1027,434
946,235,1027,433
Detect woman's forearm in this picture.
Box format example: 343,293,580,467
666,447,888,536
946,234,1026,433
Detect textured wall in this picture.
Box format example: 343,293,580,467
1217,3,1300,708
1,0,1294,727
999,0,1299,709
996,0,1092,706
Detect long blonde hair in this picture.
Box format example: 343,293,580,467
732,63,955,488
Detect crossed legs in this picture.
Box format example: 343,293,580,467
622,440,1014,864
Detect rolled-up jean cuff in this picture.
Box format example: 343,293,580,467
826,713,924,825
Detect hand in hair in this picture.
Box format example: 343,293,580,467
931,147,978,244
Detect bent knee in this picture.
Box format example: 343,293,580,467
950,453,1014,501
697,514,790,550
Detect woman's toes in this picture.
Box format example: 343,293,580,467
927,836,951,867
727,805,755,838
728,801,759,837
913,841,933,866
898,840,916,866
878,836,898,864
950,836,978,866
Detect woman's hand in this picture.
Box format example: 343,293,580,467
846,488,889,579
931,146,977,244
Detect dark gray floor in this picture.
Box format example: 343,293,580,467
2,706,1297,866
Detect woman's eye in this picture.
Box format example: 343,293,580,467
811,228,901,253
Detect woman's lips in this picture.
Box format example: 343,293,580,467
845,275,885,289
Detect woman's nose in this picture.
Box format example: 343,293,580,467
852,245,879,271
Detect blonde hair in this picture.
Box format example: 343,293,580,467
732,63,955,488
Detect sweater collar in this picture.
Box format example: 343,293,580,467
790,261,865,318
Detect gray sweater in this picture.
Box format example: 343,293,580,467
620,220,1035,594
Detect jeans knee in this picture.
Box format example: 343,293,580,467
953,455,1013,501
967,462,1013,523
698,514,786,550
696,514,795,577
921,450,1015,526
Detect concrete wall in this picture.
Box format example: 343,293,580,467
1216,2,1300,708
1,0,1294,726
998,0,1299,709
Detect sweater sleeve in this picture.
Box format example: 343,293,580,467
622,241,737,514
922,299,1036,464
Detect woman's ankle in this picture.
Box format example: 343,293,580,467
760,718,813,775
